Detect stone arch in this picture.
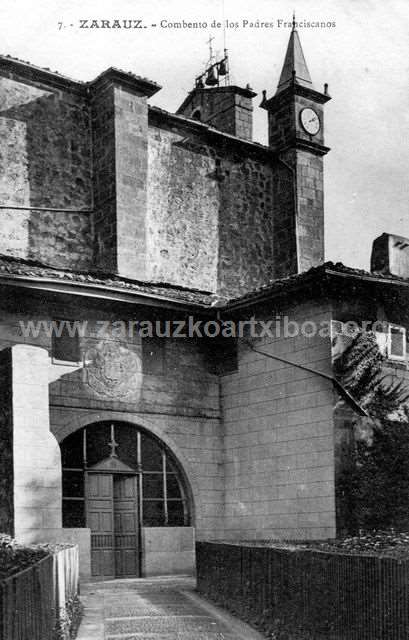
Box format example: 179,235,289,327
56,411,201,525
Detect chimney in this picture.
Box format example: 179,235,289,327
371,233,409,278
176,85,256,141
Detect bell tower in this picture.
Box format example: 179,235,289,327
177,48,256,141
261,17,331,273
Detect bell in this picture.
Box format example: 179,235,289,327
205,67,218,86
218,60,227,76
196,77,205,89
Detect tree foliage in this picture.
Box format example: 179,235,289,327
334,330,409,532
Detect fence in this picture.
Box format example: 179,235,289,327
196,541,409,640
0,545,79,640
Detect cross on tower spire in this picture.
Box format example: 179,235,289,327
108,424,119,458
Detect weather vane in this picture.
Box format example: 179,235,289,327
206,34,215,65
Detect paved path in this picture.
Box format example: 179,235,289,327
77,575,265,640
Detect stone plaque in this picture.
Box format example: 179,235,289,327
84,342,142,401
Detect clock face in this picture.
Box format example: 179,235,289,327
300,108,320,135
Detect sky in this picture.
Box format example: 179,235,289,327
0,0,407,271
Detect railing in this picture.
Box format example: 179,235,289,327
196,541,409,640
0,546,79,640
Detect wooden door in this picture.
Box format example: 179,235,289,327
113,475,140,578
87,473,115,578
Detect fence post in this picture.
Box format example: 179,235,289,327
0,546,79,640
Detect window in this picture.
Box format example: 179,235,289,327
331,319,407,363
61,429,85,528
51,319,81,364
387,325,406,361
141,432,187,526
61,422,190,528
374,324,406,361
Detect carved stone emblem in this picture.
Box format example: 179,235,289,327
84,342,142,400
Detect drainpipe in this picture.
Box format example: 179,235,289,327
244,339,368,417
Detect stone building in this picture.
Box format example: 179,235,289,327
0,25,408,579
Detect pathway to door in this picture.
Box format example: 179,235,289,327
76,575,265,640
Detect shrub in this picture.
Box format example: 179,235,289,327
0,534,47,579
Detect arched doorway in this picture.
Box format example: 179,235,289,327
60,421,191,578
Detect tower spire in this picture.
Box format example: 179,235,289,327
276,19,314,93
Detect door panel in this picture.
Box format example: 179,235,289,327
87,473,115,578
114,475,139,577
87,473,140,578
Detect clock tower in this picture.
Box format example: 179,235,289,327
261,19,331,275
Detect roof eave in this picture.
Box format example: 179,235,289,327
224,267,409,312
0,273,213,311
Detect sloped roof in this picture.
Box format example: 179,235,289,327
0,254,217,308
0,254,408,311
276,28,314,93
226,262,409,310
0,54,161,97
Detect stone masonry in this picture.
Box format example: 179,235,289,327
222,301,336,540
0,345,61,538
177,85,256,141
0,38,327,298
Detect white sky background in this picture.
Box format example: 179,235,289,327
0,0,407,271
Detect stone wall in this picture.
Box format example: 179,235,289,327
147,121,292,296
114,86,149,279
0,345,62,540
0,66,288,295
0,63,321,294
0,348,13,534
221,300,337,540
142,527,195,576
0,75,92,269
218,152,293,295
11,345,62,538
295,150,325,271
272,145,324,276
91,81,150,278
177,86,255,141
147,125,220,291
89,82,116,272
0,288,224,539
